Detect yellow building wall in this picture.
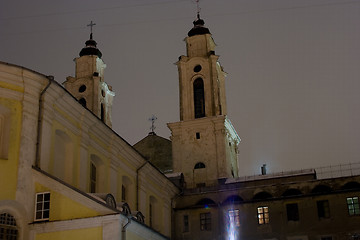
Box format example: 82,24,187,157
49,120,81,187
35,226,102,240
0,97,22,200
35,183,101,221
127,231,149,240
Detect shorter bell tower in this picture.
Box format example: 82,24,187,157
64,24,115,127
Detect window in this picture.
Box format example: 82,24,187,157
193,78,205,118
79,98,87,108
149,203,153,228
317,200,330,219
194,162,205,169
90,162,97,193
286,203,299,221
101,103,105,122
228,209,240,227
183,215,189,232
121,184,126,202
0,106,11,159
257,206,269,224
200,212,211,231
347,197,360,216
196,132,200,139
0,213,18,240
35,192,50,221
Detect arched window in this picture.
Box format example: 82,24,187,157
53,130,73,183
0,213,18,239
193,78,205,118
79,98,87,108
194,162,206,169
101,103,105,122
89,154,105,193
253,191,273,200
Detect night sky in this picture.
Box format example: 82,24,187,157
1,0,360,176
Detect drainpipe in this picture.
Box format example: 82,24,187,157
136,161,148,211
121,217,131,240
35,76,53,168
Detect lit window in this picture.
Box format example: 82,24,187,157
90,162,96,193
286,203,299,221
0,213,18,240
183,215,189,232
35,192,50,221
317,200,330,219
347,197,360,216
200,212,211,231
228,209,240,227
257,207,269,224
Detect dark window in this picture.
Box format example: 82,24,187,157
90,162,96,193
35,192,50,221
0,213,18,240
196,132,200,139
200,212,211,231
78,85,86,93
101,103,105,122
149,203,153,228
183,215,189,232
347,197,360,216
79,98,87,107
257,206,269,224
121,185,126,202
194,162,205,169
193,78,205,118
194,65,202,72
286,203,299,221
317,200,330,219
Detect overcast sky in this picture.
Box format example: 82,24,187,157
1,0,360,176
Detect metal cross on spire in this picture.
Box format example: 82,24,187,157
195,0,201,18
87,21,96,38
148,115,157,134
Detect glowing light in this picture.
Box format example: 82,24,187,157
226,209,240,240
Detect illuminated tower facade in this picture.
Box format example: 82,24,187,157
64,33,115,127
168,15,240,188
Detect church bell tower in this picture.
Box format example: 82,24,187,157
64,24,115,127
168,15,241,188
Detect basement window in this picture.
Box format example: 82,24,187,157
35,192,50,221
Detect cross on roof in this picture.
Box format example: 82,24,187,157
148,115,157,134
87,21,96,35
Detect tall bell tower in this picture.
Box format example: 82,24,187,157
64,23,115,127
168,15,240,188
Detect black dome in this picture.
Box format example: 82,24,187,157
188,16,211,37
79,33,102,58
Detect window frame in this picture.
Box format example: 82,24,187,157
183,215,189,232
34,192,51,221
90,161,97,193
0,212,18,240
200,212,211,231
257,206,269,225
347,196,360,216
317,200,330,219
228,209,240,227
286,203,299,221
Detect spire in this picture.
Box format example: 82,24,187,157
187,1,210,37
79,21,102,58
